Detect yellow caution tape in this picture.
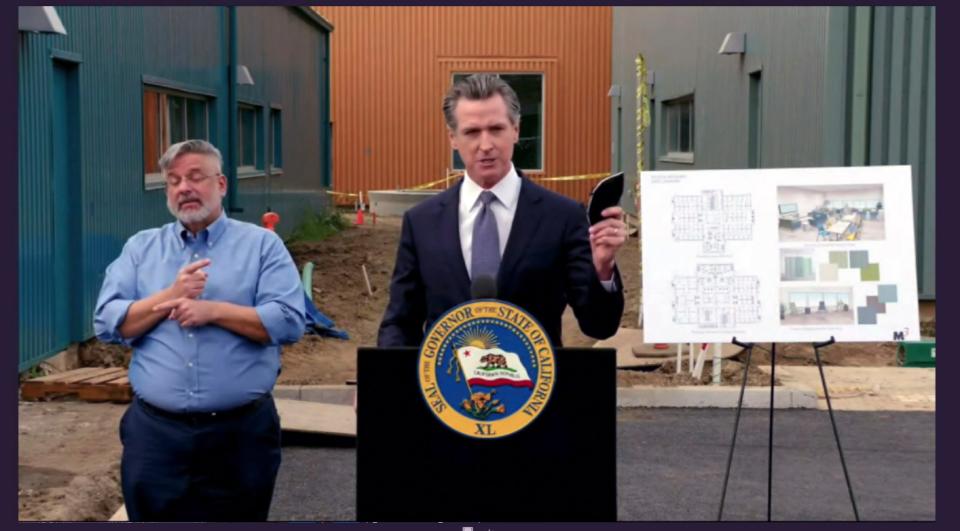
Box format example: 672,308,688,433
410,174,460,190
533,173,609,183
366,169,618,196
409,171,610,189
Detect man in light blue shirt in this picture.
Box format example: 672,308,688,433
94,139,305,521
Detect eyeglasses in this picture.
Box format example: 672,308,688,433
165,171,220,188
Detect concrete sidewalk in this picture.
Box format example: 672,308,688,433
273,383,820,410
756,365,935,411
274,364,935,412
111,368,934,521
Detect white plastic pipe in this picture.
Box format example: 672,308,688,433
676,344,682,374
712,343,722,385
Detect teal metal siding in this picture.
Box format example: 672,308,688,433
19,7,331,370
19,33,59,371
825,6,935,299
866,6,935,299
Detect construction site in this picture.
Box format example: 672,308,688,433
18,5,935,522
18,215,935,521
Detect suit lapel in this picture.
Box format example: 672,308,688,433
437,180,472,293
499,177,544,294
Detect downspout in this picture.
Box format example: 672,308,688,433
322,31,332,190
226,6,241,213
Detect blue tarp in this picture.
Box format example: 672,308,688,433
302,287,349,340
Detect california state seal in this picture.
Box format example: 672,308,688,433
418,299,556,439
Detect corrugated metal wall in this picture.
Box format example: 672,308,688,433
314,6,611,203
611,6,935,300
611,7,830,185
863,6,935,299
822,6,935,299
236,7,329,220
19,7,331,370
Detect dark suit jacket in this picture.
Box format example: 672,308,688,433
377,176,624,347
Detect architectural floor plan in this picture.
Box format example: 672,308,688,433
672,190,754,254
643,167,919,342
672,264,762,328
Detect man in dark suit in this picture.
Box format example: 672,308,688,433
378,74,626,347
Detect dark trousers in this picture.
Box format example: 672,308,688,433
119,395,281,521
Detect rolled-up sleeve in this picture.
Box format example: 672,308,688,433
255,233,306,345
93,240,139,346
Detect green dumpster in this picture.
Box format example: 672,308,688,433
898,338,936,367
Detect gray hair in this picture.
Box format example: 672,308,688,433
158,139,223,174
442,74,521,131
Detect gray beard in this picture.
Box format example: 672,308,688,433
167,198,220,225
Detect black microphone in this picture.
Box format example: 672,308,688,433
471,274,498,299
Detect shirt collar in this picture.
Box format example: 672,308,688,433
174,209,228,248
461,164,521,211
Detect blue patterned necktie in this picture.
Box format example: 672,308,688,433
471,190,500,281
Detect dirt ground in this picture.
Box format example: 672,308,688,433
52,217,905,385
279,219,901,386
18,214,921,521
18,401,126,521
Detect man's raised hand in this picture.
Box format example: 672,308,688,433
170,258,211,300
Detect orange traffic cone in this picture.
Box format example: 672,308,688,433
355,192,366,225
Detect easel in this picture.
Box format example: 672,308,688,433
717,337,860,521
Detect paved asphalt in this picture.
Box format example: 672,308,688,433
268,409,935,522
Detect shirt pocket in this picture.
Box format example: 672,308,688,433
204,257,260,306
137,259,180,298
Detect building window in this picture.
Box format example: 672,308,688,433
661,96,694,163
143,86,210,189
238,103,264,174
451,73,543,172
270,108,282,171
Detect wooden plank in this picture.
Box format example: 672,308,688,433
81,368,127,385
21,367,133,402
60,368,118,384
109,504,127,521
20,384,59,401
21,382,133,403
274,398,355,437
21,382,74,394
20,381,79,398
28,367,101,383
77,385,132,403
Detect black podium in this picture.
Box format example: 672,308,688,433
356,347,617,522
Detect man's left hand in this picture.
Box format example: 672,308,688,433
588,206,627,281
152,298,219,328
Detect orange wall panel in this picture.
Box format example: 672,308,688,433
314,6,612,204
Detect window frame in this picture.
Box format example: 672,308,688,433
143,85,211,190
269,105,283,175
450,72,545,173
659,95,695,164
237,101,265,178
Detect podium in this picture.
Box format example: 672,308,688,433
356,347,617,522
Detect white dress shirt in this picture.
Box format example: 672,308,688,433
458,164,616,291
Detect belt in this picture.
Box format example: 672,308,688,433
136,394,271,424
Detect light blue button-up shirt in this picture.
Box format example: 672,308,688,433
93,212,305,412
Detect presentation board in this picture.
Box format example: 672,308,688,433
641,166,920,343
